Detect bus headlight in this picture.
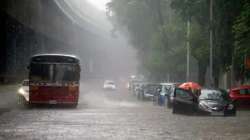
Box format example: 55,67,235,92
69,86,77,93
18,88,25,95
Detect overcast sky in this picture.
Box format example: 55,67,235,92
55,0,112,34
54,0,138,78
86,0,111,11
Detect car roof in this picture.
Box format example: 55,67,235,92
160,83,178,86
142,82,160,85
105,80,114,82
201,89,222,92
23,79,29,82
231,85,250,91
201,88,224,91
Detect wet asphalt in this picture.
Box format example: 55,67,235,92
0,81,250,140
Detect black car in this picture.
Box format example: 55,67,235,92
172,88,236,116
138,83,160,101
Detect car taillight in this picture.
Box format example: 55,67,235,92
30,86,39,91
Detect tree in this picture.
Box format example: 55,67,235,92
107,0,187,81
233,0,250,83
107,0,250,85
171,0,210,85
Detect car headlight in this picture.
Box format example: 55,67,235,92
227,104,234,110
18,88,25,95
199,101,213,111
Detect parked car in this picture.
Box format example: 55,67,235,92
229,85,250,108
172,88,236,116
165,83,180,108
154,83,176,106
128,75,144,91
103,80,116,90
139,83,161,101
17,79,29,106
133,82,143,95
135,83,144,99
129,80,143,95
199,89,236,116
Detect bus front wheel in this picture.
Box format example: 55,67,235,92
17,95,29,109
70,103,78,108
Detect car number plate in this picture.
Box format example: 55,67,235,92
211,112,224,116
49,100,57,104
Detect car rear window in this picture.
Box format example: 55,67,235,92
239,89,250,94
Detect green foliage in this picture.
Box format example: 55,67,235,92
107,0,187,81
233,0,250,80
170,0,210,85
108,0,250,83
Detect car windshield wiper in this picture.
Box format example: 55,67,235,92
200,98,222,101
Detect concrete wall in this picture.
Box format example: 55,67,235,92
0,0,101,83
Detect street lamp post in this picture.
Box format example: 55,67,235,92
209,0,214,87
186,19,190,82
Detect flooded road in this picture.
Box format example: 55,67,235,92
0,81,250,140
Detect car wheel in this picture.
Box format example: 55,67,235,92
232,110,237,116
232,100,239,108
70,103,78,108
172,106,176,114
153,96,157,105
230,108,237,116
142,94,145,101
224,108,236,117
137,93,140,100
230,111,236,116
167,99,172,109
17,95,29,109
167,102,171,108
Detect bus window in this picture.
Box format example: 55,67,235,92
54,64,80,82
30,63,53,82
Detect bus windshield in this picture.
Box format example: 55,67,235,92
30,63,80,82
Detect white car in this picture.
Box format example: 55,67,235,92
17,79,29,105
103,80,116,90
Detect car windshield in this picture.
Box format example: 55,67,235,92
199,90,224,101
144,85,160,92
106,81,114,85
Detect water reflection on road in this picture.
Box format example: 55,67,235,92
0,82,250,140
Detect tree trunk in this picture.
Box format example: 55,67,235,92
198,61,207,86
146,0,168,48
214,76,219,88
155,0,164,26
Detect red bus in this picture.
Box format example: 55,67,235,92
28,54,81,107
